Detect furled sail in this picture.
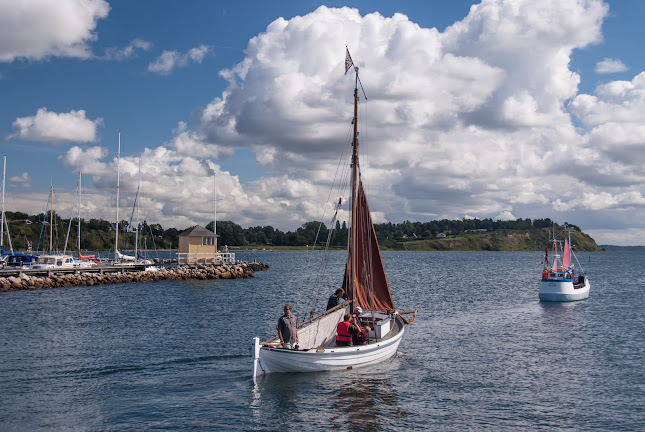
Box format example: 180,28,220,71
342,180,395,312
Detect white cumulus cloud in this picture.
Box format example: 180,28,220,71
595,58,628,74
167,2,614,233
13,1,645,246
10,108,103,143
0,0,110,62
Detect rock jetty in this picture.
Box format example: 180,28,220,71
0,262,269,292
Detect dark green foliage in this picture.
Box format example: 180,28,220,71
0,211,600,251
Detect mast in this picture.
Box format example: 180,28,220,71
115,133,121,259
49,183,53,254
213,170,217,247
1,155,5,249
135,157,141,261
0,155,13,254
77,172,81,253
349,65,359,307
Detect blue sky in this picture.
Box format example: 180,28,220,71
1,0,645,246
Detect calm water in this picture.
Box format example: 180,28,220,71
1,250,643,431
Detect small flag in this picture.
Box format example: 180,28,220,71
345,47,354,75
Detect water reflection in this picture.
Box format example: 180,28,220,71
332,375,406,431
249,371,406,431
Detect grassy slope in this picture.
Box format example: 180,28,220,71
379,228,601,252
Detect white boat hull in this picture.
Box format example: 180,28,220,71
539,278,590,302
253,319,405,377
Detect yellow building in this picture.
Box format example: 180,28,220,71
177,225,218,264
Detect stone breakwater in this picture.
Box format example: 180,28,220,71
0,262,270,292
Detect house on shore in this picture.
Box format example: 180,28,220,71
177,225,220,264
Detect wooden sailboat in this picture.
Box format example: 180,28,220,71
252,49,417,377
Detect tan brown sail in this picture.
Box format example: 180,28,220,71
342,180,395,312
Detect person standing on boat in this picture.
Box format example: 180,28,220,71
277,304,298,349
326,288,346,310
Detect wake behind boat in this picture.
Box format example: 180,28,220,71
252,48,417,377
539,225,590,302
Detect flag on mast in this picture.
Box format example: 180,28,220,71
345,47,354,75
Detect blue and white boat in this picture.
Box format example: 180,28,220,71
1,247,39,268
539,227,590,302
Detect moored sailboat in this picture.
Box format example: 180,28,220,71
252,49,417,377
75,172,98,267
539,225,590,302
0,155,39,267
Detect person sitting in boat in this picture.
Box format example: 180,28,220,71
336,313,359,346
353,325,371,345
326,288,346,310
277,304,299,349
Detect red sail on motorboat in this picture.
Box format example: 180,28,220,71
562,239,570,268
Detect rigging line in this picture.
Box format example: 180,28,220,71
302,120,355,317
308,119,353,261
36,195,50,252
313,119,354,248
63,176,81,254
359,88,369,196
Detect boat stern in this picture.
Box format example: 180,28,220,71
539,278,590,302
252,337,262,377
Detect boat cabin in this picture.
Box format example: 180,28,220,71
31,255,75,269
4,253,39,267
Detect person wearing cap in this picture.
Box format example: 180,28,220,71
277,304,298,349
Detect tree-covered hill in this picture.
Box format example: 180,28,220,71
1,211,601,253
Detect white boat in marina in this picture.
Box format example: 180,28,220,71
539,226,590,302
252,48,417,377
31,254,76,270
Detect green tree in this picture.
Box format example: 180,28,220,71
216,221,247,246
